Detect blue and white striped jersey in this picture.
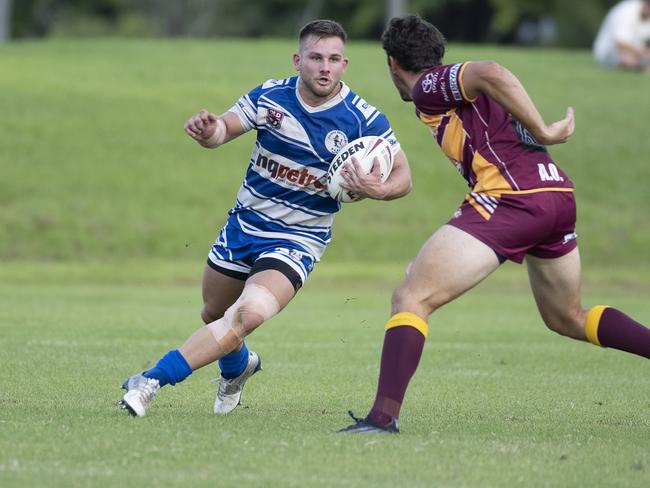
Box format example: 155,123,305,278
226,75,401,260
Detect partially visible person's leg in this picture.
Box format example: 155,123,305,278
363,225,501,429
526,249,650,358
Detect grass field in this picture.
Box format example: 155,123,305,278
1,39,649,265
1,262,650,487
1,38,650,486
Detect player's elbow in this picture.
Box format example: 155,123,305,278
388,152,413,199
404,178,413,196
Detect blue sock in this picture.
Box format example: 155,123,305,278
143,349,192,387
219,342,249,379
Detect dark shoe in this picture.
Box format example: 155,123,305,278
337,410,399,434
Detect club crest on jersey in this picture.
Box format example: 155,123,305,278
266,109,284,129
325,130,348,154
422,73,434,93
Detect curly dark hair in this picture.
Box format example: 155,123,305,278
381,15,446,71
299,19,347,44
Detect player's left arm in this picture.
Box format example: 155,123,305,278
461,61,575,145
341,149,412,201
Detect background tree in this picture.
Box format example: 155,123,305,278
6,0,625,47
0,0,11,41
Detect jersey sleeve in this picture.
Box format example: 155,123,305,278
356,100,402,156
411,62,473,116
227,82,268,132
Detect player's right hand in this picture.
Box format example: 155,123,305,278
539,107,575,145
184,109,219,143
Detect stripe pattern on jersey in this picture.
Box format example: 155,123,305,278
214,75,400,267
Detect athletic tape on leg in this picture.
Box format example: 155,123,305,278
206,284,281,355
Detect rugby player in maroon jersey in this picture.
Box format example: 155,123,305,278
340,15,650,434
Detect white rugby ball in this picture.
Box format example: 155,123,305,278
326,136,394,203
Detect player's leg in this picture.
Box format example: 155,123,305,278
209,266,297,413
121,266,244,413
201,263,251,383
341,225,501,433
120,267,295,417
526,249,650,357
201,263,246,323
525,249,586,339
179,268,294,370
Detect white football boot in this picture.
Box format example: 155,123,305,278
214,351,262,414
119,373,160,417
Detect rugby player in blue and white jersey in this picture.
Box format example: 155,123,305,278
119,20,412,417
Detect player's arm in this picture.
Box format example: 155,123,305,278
183,110,246,148
461,61,574,145
341,149,412,201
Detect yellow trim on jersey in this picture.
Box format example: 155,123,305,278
418,112,444,129
385,312,429,338
484,187,575,197
585,305,609,346
471,151,513,197
458,62,478,102
441,112,466,162
465,194,491,220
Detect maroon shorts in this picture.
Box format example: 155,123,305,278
448,191,578,263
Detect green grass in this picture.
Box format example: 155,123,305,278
2,38,650,486
1,39,649,265
1,262,649,487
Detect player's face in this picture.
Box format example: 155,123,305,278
294,35,348,104
388,58,412,102
391,71,412,102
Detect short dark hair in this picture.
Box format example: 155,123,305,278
299,19,347,44
381,15,446,72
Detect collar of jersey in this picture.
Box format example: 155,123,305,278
295,78,350,113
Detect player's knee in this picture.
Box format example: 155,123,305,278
543,310,586,340
224,284,281,338
391,282,445,318
201,305,218,324
227,303,266,337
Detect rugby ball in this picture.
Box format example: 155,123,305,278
326,136,394,202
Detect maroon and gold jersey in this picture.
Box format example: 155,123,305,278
411,62,573,220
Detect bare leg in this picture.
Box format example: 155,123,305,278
369,225,501,424
180,269,295,370
392,225,502,317
201,264,246,323
527,249,650,358
526,249,587,340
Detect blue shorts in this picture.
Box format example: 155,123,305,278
207,218,317,289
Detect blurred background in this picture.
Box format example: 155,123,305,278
0,0,623,47
1,0,648,270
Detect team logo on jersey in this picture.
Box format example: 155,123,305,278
325,130,348,154
449,64,463,101
254,153,326,190
422,73,434,93
275,247,304,262
266,109,284,129
562,232,577,245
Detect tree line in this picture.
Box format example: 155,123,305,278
5,0,620,47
